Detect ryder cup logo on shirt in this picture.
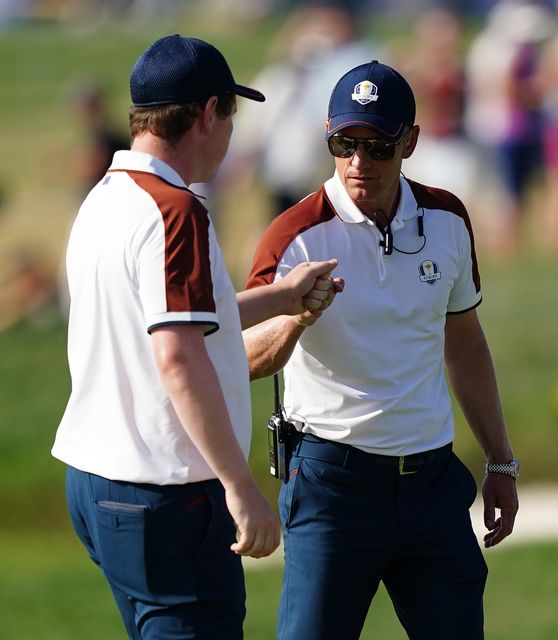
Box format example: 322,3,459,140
352,81,378,105
418,260,441,285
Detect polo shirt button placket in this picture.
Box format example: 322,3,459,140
366,220,387,281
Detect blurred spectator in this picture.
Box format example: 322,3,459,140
221,2,380,219
57,80,128,314
0,248,57,331
396,7,476,207
464,0,555,254
71,80,128,196
0,0,34,28
58,0,184,31
536,28,558,249
405,9,466,139
0,181,7,214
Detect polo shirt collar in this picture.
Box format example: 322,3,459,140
324,171,418,230
109,150,189,190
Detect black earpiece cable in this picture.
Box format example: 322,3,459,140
377,207,426,255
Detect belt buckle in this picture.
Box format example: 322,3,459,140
399,455,418,476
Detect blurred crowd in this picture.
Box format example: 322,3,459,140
209,0,558,279
1,0,558,329
2,0,553,27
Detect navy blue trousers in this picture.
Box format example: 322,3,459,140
278,435,487,640
65,467,245,639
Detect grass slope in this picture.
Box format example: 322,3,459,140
0,530,557,640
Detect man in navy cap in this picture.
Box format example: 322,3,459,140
52,34,340,639
244,60,519,639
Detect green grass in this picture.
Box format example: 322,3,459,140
0,319,69,528
0,529,557,640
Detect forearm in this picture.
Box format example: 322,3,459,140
445,312,518,547
236,286,290,330
445,323,513,462
152,325,281,558
243,315,305,380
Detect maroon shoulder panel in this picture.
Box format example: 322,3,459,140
129,171,215,313
246,187,336,289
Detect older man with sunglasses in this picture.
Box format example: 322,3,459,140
243,61,519,640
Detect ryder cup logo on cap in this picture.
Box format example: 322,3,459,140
326,60,415,140
352,81,378,105
130,34,265,107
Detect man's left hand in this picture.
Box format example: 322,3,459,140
482,473,519,548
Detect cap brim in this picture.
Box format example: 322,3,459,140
326,113,407,140
234,84,265,102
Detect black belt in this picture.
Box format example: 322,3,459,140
292,433,452,475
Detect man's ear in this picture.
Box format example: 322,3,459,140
402,125,420,159
199,96,219,135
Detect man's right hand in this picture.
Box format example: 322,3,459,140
225,481,281,558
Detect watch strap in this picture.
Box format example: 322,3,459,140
485,460,519,478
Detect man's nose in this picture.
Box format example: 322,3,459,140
350,143,371,167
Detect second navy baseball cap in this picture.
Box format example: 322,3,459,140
130,34,265,106
326,60,415,140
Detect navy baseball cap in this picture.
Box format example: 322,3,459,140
130,34,265,106
326,60,415,140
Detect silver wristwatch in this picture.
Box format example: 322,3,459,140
485,459,520,479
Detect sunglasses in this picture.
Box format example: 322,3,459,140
328,133,407,161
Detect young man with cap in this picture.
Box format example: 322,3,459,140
52,35,339,639
243,60,519,639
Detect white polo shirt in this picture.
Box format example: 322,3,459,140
247,173,481,456
52,150,251,484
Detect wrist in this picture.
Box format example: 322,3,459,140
486,451,514,464
295,315,315,328
286,315,313,332
485,443,514,464
270,280,291,317
485,458,520,479
218,459,253,492
222,473,254,494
